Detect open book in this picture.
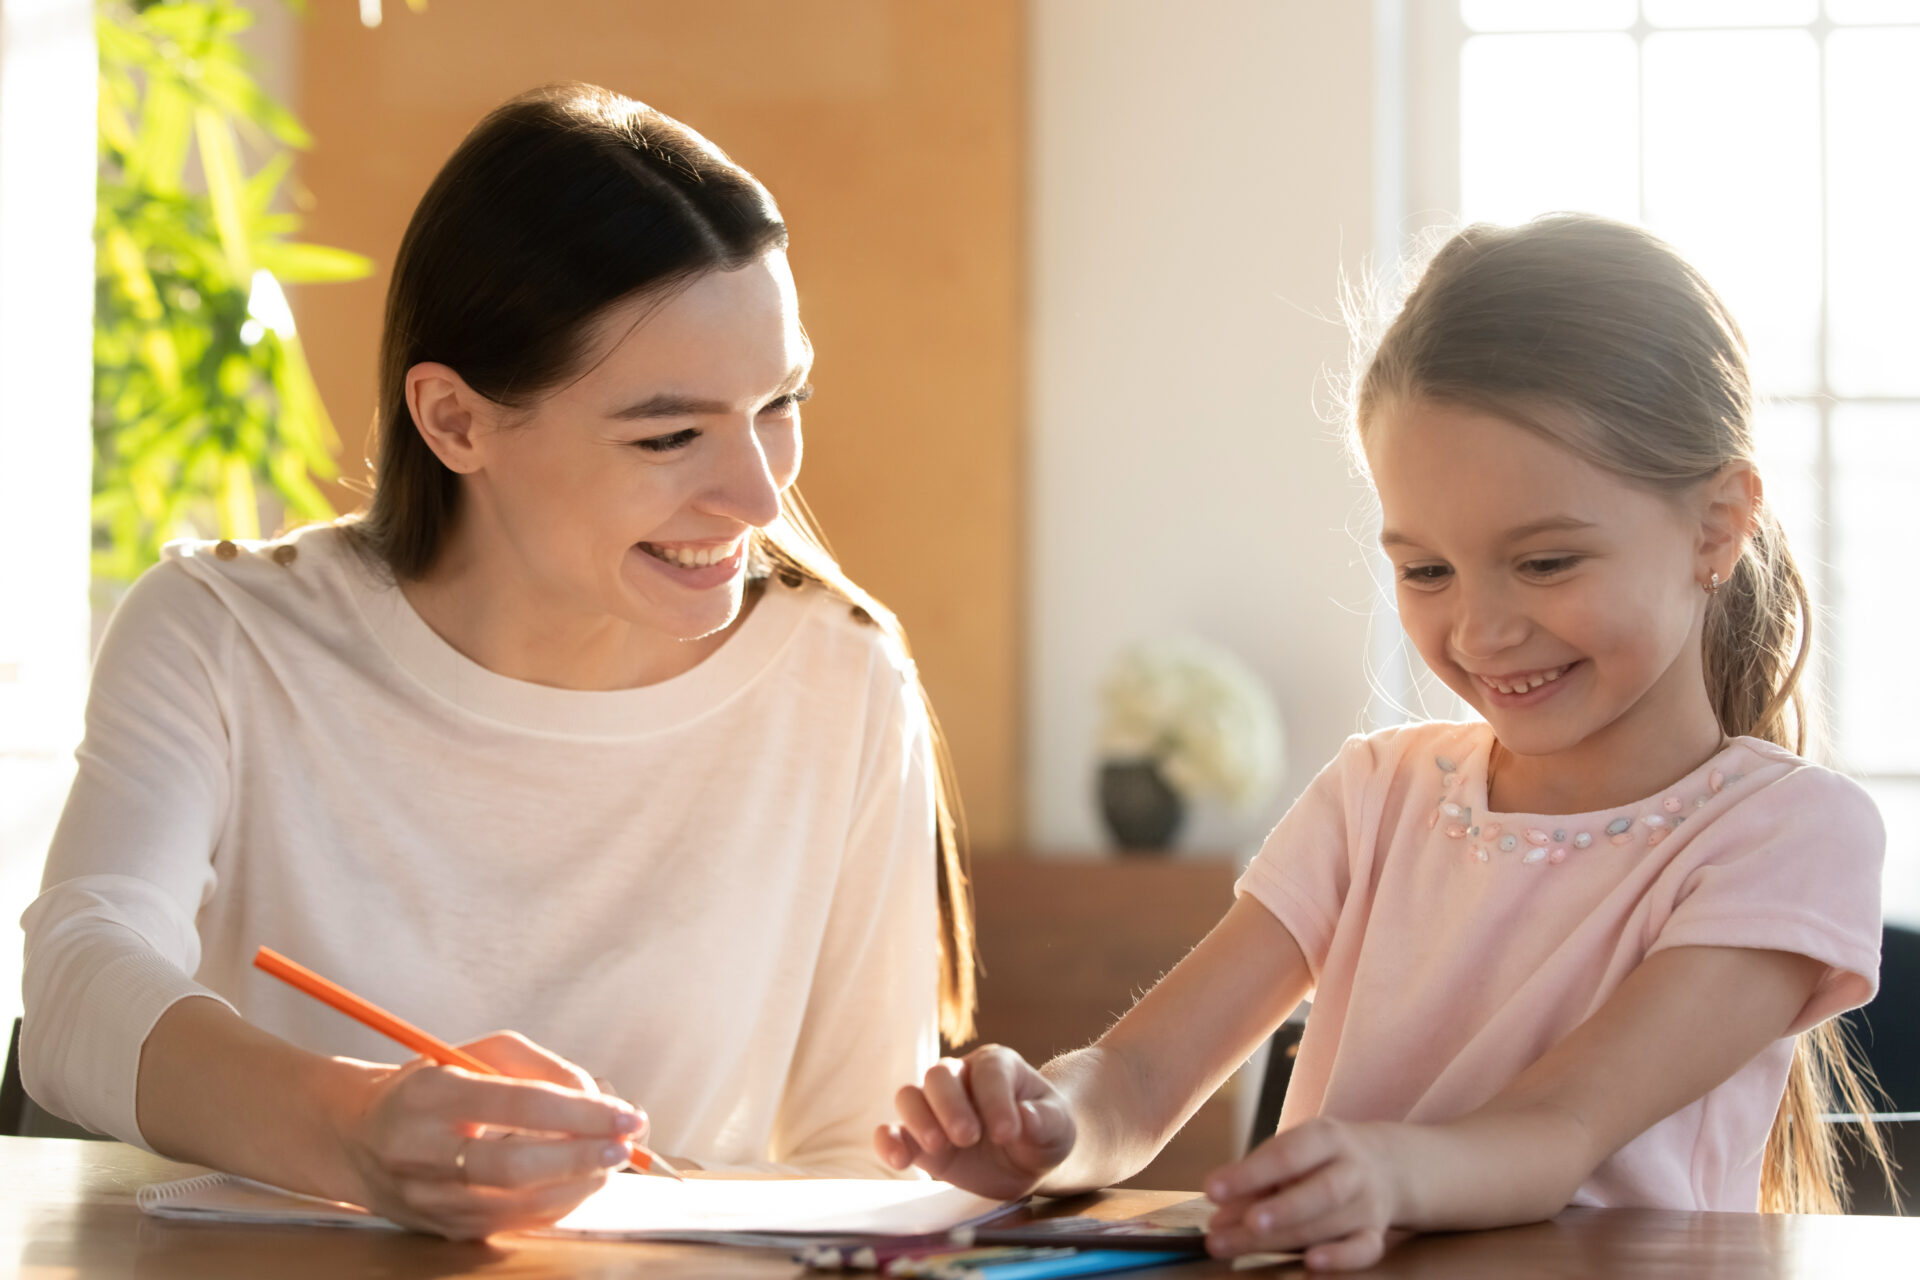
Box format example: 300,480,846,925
137,1170,1015,1243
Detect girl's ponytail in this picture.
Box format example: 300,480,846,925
1358,214,1894,1213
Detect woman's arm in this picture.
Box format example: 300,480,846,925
1203,943,1824,1269
138,996,643,1238
877,894,1313,1196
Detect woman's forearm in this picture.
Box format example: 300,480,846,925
136,995,383,1203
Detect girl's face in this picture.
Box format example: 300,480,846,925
1368,399,1720,768
459,251,809,644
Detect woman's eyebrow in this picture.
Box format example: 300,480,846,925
608,366,811,420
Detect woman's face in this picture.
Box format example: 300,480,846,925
461,250,810,644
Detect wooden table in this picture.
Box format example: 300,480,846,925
5,1137,1916,1277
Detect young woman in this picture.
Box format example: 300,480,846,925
24,82,973,1239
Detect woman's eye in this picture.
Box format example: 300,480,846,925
761,384,814,417
631,428,699,453
1399,564,1451,585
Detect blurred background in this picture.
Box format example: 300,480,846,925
1,0,1915,1183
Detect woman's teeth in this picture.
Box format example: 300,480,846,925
1483,664,1570,695
643,542,737,568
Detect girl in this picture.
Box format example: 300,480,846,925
876,215,1886,1269
24,83,974,1238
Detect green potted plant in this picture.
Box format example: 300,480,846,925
92,0,374,583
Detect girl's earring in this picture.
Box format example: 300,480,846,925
1704,570,1721,596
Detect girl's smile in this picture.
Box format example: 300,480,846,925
1368,398,1747,814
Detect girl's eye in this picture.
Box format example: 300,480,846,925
631,428,699,453
761,383,814,417
1521,556,1581,576
1399,564,1451,585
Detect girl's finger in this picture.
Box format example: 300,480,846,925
1245,1160,1363,1245
1010,1098,1073,1166
399,1165,612,1238
455,1132,632,1191
1205,1123,1336,1203
893,1085,949,1157
919,1059,984,1146
1303,1227,1388,1272
963,1048,1027,1144
873,1123,918,1170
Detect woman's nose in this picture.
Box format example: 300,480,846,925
704,423,786,528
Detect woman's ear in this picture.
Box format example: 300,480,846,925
406,362,493,475
1698,460,1762,584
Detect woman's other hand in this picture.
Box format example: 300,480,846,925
337,1030,645,1239
873,1044,1075,1199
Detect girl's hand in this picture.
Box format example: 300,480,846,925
1203,1117,1403,1270
335,1030,645,1239
873,1045,1075,1199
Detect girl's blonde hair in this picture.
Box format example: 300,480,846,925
1353,213,1889,1213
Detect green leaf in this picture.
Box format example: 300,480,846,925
253,241,374,284
193,106,251,281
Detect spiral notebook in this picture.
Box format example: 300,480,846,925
137,1170,1016,1242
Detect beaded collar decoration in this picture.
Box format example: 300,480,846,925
1429,752,1744,866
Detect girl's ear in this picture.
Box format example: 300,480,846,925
406,362,495,475
1697,460,1762,585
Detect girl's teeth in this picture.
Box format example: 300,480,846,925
1488,664,1568,694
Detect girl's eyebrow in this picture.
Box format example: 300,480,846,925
607,365,811,420
1379,515,1595,551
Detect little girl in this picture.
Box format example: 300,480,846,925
875,215,1888,1269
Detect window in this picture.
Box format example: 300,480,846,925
1402,0,1920,923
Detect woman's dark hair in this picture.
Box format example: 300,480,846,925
349,82,976,1043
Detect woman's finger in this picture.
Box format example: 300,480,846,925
405,1066,641,1138
453,1132,632,1191
460,1030,597,1092
397,1164,613,1239
919,1059,983,1146
873,1123,918,1171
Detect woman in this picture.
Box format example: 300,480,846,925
22,83,974,1239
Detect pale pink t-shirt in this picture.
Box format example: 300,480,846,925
1236,721,1884,1211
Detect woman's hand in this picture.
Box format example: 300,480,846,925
335,1031,646,1239
873,1045,1075,1199
1203,1118,1405,1270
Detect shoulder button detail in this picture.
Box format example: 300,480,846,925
271,544,298,567
213,539,239,560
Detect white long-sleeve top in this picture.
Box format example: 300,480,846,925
21,524,939,1175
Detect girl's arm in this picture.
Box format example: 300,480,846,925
1205,942,1824,1269
876,894,1313,1197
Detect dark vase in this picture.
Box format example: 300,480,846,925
1098,759,1185,853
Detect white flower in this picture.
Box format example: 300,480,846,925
1097,637,1284,809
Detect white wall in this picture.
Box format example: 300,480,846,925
0,0,98,1022
1028,1,1387,855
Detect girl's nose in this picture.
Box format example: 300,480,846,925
1450,580,1530,662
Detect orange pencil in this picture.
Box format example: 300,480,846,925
253,945,682,1180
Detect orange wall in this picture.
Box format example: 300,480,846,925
294,1,1025,846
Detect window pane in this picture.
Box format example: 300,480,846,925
1830,403,1920,774
1865,780,1920,931
1461,0,1636,31
1645,0,1818,23
1751,402,1822,584
1828,0,1920,21
1828,30,1920,396
1460,34,1638,225
1643,31,1821,396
